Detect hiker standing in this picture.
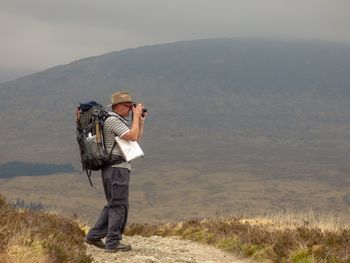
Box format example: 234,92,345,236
84,91,146,252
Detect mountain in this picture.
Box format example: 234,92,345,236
1,38,350,218
1,38,349,164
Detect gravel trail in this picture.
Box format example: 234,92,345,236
86,235,249,263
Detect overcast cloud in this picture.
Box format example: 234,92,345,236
1,0,349,82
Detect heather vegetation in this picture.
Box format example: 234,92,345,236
125,214,350,263
1,190,349,263
0,194,92,263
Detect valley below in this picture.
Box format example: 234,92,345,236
1,160,349,224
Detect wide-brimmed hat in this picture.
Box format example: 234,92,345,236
107,91,134,107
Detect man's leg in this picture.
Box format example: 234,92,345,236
105,204,126,248
105,168,130,250
120,204,129,235
85,168,112,247
86,206,109,240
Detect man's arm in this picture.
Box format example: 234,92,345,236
121,104,144,141
137,117,146,141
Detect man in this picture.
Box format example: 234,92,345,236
84,91,146,252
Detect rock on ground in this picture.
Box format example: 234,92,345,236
86,235,250,263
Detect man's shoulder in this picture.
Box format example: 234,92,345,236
105,112,127,125
106,112,118,120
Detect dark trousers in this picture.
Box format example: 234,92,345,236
86,167,130,249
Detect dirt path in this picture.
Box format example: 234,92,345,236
86,235,249,263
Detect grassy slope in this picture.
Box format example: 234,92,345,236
0,194,92,263
1,191,349,263
125,215,350,263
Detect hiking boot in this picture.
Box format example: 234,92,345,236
105,242,132,253
84,237,105,249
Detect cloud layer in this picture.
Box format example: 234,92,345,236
1,0,349,81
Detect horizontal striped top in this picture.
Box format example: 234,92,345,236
103,112,131,170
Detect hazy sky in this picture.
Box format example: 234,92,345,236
1,0,349,82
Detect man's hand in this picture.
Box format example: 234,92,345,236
132,104,143,118
139,105,147,123
122,104,145,141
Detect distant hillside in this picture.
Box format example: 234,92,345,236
0,37,349,183
1,38,350,222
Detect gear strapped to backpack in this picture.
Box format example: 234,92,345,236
76,101,124,186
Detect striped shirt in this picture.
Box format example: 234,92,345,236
103,112,131,170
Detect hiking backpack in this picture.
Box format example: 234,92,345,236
76,101,117,186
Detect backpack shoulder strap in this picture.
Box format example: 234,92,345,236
101,113,118,161
102,112,129,163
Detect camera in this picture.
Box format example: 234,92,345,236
132,103,148,117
